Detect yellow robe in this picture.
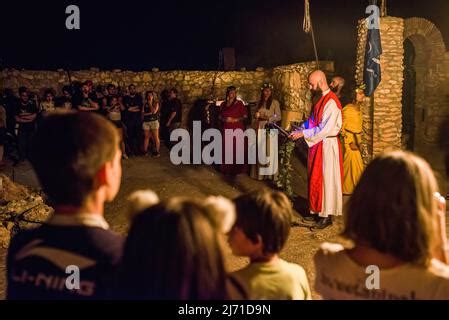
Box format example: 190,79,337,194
342,104,364,195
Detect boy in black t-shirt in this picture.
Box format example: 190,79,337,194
7,112,124,300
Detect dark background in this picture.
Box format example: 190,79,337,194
0,0,447,75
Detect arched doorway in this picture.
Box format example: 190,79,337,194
401,38,416,151
402,18,449,194
403,18,447,151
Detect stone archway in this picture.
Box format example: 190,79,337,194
355,16,449,165
403,18,447,151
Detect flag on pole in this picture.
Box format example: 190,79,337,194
363,17,382,96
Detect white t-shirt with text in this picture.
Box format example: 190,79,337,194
314,242,449,300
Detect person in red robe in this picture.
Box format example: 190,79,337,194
290,70,344,230
219,86,248,176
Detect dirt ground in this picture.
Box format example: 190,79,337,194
0,143,447,300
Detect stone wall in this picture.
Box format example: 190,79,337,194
272,61,334,114
271,61,334,127
355,17,405,162
355,16,449,163
0,69,269,106
0,61,334,128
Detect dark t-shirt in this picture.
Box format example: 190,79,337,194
123,95,143,120
55,96,73,109
89,92,98,102
168,98,182,124
73,94,97,112
15,100,38,131
143,103,159,122
160,100,170,120
123,95,143,111
7,224,124,300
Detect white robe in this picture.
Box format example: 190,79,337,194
302,89,343,217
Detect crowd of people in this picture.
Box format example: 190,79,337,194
0,73,363,203
2,69,449,300
0,82,183,165
5,111,449,300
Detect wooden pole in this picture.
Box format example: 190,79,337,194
303,0,319,69
380,0,387,17
310,23,320,70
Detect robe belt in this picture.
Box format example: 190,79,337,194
344,129,362,135
344,129,361,150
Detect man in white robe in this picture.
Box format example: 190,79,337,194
290,70,343,229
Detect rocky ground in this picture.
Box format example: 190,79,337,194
0,175,53,247
0,143,447,300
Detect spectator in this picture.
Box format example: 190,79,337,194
104,84,118,106
95,85,105,101
7,112,124,299
14,87,38,161
2,89,18,136
116,197,246,300
85,80,96,100
142,91,160,157
106,95,127,159
55,86,73,110
165,88,182,146
159,89,170,143
73,82,100,112
314,150,449,300
29,92,40,110
101,84,115,112
40,89,56,114
94,85,106,114
229,189,312,300
123,84,143,156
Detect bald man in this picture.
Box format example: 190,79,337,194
330,76,349,107
290,70,343,229
330,76,345,97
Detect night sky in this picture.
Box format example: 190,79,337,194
1,0,448,76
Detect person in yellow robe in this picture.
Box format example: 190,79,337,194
342,85,365,195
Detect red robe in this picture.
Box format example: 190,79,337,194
220,100,248,175
307,91,344,213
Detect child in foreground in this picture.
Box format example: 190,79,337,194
229,189,312,300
